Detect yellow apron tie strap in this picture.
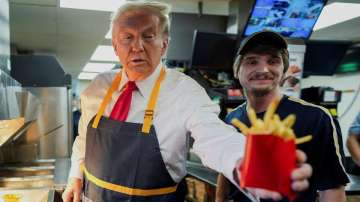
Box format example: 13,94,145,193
81,164,177,196
141,68,166,134
92,73,122,128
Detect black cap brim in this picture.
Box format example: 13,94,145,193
237,31,288,55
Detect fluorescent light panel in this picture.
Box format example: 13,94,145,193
90,45,118,62
313,3,360,30
60,0,126,11
78,72,98,80
83,62,115,73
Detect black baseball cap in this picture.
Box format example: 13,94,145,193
237,31,288,56
233,31,289,78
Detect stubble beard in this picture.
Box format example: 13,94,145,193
248,84,276,97
252,88,271,97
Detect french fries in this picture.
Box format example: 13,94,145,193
231,119,250,135
295,135,313,144
231,97,312,145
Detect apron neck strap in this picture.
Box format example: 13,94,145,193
142,68,166,133
92,68,166,134
92,72,122,129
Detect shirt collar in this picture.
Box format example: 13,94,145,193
118,62,163,99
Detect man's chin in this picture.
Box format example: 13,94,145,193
250,87,272,97
253,90,270,97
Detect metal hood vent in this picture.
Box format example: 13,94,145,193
10,55,71,88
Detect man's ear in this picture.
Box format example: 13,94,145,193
161,36,169,56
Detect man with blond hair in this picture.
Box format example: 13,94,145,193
62,2,312,202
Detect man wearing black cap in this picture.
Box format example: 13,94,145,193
216,31,349,202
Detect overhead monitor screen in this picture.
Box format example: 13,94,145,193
303,40,352,77
243,0,327,39
190,31,238,72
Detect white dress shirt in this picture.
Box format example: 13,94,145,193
69,63,245,186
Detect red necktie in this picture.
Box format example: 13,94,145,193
110,81,137,121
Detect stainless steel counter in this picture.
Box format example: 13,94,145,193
47,158,71,202
186,160,360,196
346,174,360,195
0,158,70,202
53,158,70,187
186,161,217,187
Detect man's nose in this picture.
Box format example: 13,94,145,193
259,61,271,72
131,37,144,52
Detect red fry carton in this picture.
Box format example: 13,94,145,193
239,134,297,201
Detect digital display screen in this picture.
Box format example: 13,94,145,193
243,0,327,38
303,40,352,77
190,31,238,72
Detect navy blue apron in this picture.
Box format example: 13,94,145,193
82,69,179,202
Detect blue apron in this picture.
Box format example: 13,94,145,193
82,69,179,202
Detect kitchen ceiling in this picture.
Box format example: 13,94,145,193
9,0,360,78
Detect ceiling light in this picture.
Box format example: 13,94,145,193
90,45,118,62
313,3,360,30
60,0,126,12
83,62,115,73
78,72,99,80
